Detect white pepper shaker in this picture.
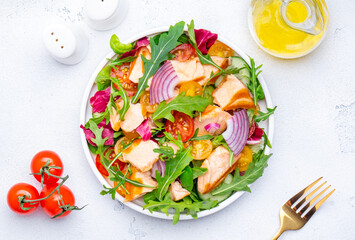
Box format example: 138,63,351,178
42,22,89,65
83,0,128,31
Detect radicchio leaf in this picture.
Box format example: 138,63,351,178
80,120,114,146
90,87,111,113
194,29,218,55
121,37,150,58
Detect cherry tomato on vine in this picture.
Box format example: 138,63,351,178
170,44,196,61
40,184,75,218
95,147,126,177
7,183,39,215
31,150,63,185
165,111,194,142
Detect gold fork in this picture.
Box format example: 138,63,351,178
272,177,335,240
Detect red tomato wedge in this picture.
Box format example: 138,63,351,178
166,111,194,142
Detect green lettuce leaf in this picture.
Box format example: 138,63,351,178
95,66,112,91
110,34,134,54
131,21,185,103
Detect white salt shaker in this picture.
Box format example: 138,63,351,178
83,0,128,31
42,22,89,65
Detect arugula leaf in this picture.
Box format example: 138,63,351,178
152,93,210,126
178,33,189,44
192,167,207,179
95,66,112,91
180,166,193,191
211,153,272,196
154,146,193,200
110,34,134,54
107,56,137,68
109,78,129,121
143,194,218,224
245,58,264,106
189,129,213,141
202,85,214,104
131,21,185,103
164,132,184,150
254,107,277,122
153,145,175,160
87,120,153,191
187,20,222,71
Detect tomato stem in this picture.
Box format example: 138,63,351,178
22,175,69,203
30,160,64,189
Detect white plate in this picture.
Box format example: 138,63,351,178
80,26,275,221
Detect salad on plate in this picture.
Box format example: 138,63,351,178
81,20,276,224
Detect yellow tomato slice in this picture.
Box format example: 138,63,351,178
179,81,203,97
140,91,158,114
191,140,213,160
236,146,253,172
208,40,234,58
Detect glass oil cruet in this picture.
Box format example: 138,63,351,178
248,0,329,58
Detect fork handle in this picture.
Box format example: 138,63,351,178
272,228,285,240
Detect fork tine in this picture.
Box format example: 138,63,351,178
287,177,323,206
303,189,335,220
293,181,327,210
298,185,331,215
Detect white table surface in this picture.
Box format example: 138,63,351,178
1,0,354,239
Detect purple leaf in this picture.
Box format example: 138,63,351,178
194,29,218,55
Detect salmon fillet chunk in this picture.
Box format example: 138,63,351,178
212,75,254,110
198,146,240,194
169,181,190,201
122,139,159,172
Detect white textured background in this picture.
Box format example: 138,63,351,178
0,0,354,239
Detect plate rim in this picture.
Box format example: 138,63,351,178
79,26,274,221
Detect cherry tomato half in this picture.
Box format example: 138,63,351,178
165,111,194,142
191,139,213,160
111,63,138,94
140,92,158,114
96,147,126,177
236,146,253,172
31,150,63,185
7,183,39,215
40,184,75,218
179,81,203,97
170,44,196,62
207,40,234,58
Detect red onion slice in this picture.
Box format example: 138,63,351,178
204,123,221,134
136,119,152,141
149,61,180,104
222,109,249,156
151,159,166,178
